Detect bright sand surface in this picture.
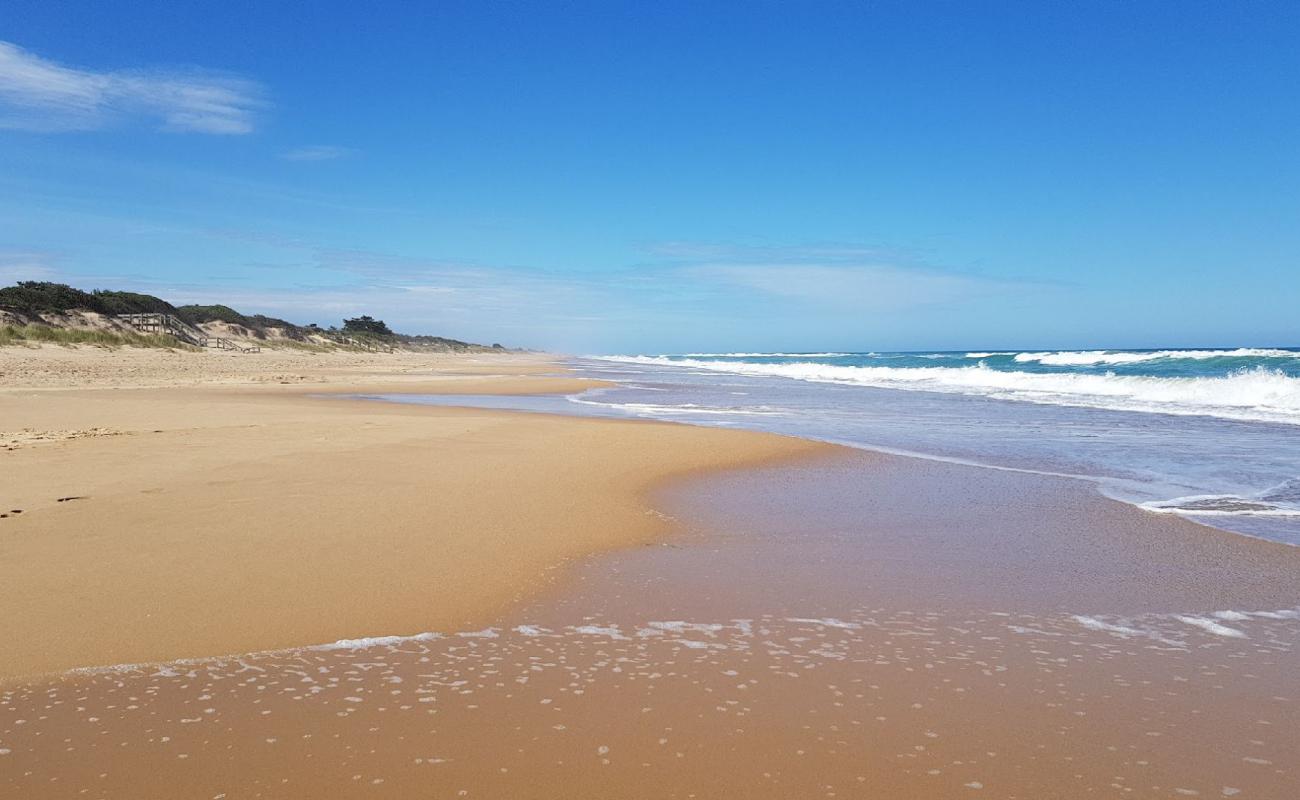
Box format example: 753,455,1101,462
0,346,825,679
1,345,1297,799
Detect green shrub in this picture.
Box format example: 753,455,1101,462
0,282,102,314
174,304,250,326
343,315,394,336
0,281,177,316
93,290,176,315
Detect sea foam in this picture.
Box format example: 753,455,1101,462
598,357,1300,424
1006,348,1298,366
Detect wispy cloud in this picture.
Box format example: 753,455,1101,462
311,249,609,316
142,275,611,345
12,235,1040,351
0,41,264,134
60,245,616,346
653,242,1025,312
645,241,906,265
166,241,1023,340
691,263,992,311
280,145,353,162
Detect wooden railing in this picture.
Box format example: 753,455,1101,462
331,334,394,353
117,313,260,353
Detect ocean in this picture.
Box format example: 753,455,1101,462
381,347,1300,546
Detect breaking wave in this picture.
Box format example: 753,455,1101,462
981,348,1298,366
598,356,1300,424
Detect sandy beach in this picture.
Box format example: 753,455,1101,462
1,345,1297,799
0,346,824,679
6,5,1294,796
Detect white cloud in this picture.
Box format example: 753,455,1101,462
280,145,353,161
0,41,263,134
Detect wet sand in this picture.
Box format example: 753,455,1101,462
2,352,1297,798
2,450,1296,799
5,608,1293,798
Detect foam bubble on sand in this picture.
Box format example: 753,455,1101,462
1006,625,1062,637
1212,611,1251,621
315,633,441,651
1071,616,1147,638
573,625,628,640
1175,616,1247,638
1246,609,1300,619
643,621,727,635
1066,606,1300,646
50,605,1300,681
786,617,861,629
456,628,500,639
676,640,723,650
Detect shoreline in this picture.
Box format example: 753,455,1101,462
0,348,828,681
5,345,1296,679
371,382,1300,551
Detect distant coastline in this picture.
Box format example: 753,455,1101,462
0,280,509,354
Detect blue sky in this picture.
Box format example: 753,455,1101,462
1,1,1297,352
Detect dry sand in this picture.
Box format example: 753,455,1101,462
0,345,825,679
0,340,586,391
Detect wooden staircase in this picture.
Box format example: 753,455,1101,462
331,334,395,353
118,313,261,353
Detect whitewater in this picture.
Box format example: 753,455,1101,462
571,348,1300,546
603,353,1300,426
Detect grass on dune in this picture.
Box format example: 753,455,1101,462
0,324,199,350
